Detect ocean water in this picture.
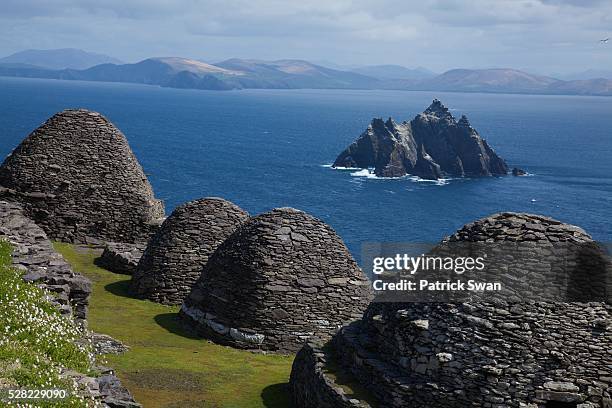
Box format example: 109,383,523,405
1,77,611,260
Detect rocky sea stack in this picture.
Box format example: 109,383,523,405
130,197,249,305
180,207,373,353
333,99,508,179
0,109,164,243
290,213,611,407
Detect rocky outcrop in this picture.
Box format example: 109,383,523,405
130,197,249,305
88,333,130,355
512,167,527,176
62,366,141,408
180,207,373,354
72,333,138,407
0,109,165,244
290,213,611,407
95,242,146,275
95,373,141,408
0,199,90,321
332,100,508,179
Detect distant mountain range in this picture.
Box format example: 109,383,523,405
0,48,122,70
1,48,611,96
560,69,612,81
414,68,559,93
349,64,436,80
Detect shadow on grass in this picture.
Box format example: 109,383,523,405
261,382,291,408
92,256,107,270
104,279,135,299
154,312,200,340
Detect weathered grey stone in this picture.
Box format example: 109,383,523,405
544,381,580,392
96,374,141,408
436,352,453,363
411,319,429,330
95,242,145,275
130,197,249,305
88,333,129,355
180,207,373,353
0,109,164,244
536,390,583,402
290,343,372,407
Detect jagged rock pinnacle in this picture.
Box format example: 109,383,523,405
370,117,386,127
424,99,452,119
385,117,398,129
458,115,472,129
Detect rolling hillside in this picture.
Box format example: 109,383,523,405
0,48,122,70
1,49,611,95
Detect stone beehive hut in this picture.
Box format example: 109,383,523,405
442,213,610,303
180,207,373,354
130,197,249,305
290,213,611,408
0,109,164,243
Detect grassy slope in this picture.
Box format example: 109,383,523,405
54,243,293,408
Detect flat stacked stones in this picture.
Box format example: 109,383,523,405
180,207,373,354
290,213,611,407
447,212,593,243
0,109,164,244
130,198,249,305
95,242,146,275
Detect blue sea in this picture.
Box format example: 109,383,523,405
1,77,611,260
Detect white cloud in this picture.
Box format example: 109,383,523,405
0,0,611,74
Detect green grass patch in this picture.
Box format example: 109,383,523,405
54,243,294,408
0,240,93,407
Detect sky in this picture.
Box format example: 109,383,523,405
1,0,611,75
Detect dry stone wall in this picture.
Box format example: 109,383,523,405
180,207,373,354
130,197,249,305
0,199,90,321
290,343,372,408
290,213,612,407
0,109,164,244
